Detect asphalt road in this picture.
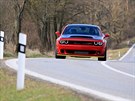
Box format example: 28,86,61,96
6,45,135,101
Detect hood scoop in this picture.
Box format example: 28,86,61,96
70,36,93,39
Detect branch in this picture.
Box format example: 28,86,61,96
13,0,21,11
19,0,28,18
65,11,84,22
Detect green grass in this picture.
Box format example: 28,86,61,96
0,68,90,101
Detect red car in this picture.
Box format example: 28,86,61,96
55,24,109,61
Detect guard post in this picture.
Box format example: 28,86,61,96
17,33,27,90
0,31,4,59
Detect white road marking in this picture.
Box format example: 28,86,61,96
101,61,135,78
101,44,135,78
5,59,131,101
119,44,135,61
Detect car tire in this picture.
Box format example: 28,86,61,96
55,50,66,59
98,48,107,61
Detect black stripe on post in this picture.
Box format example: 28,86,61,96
0,36,4,42
18,43,26,54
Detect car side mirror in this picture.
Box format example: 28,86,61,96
104,33,110,38
55,31,61,37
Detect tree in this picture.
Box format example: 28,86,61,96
1,0,135,53
26,0,85,52
12,0,28,51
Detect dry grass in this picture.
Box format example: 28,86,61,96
107,48,129,60
26,49,43,58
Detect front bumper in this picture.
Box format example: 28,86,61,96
56,44,106,57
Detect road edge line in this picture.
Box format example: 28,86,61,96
5,59,131,101
119,44,135,61
101,61,135,78
101,44,135,78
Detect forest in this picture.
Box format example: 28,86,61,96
0,0,135,54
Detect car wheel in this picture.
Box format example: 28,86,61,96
98,48,107,61
55,50,66,59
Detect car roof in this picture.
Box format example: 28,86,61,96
66,24,100,29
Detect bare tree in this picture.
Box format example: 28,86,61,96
12,0,28,51
1,0,135,53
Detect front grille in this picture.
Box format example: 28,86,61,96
66,50,96,55
68,41,94,45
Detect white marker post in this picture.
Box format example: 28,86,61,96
118,51,121,58
17,33,27,90
0,31,4,59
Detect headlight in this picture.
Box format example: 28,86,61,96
59,40,68,44
94,42,103,46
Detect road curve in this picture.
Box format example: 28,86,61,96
6,45,135,101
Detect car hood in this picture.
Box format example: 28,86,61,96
61,34,103,40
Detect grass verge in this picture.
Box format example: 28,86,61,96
0,66,95,101
107,48,129,60
4,49,54,58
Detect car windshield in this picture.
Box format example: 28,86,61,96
63,26,100,36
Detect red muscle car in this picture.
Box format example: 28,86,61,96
55,24,109,61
